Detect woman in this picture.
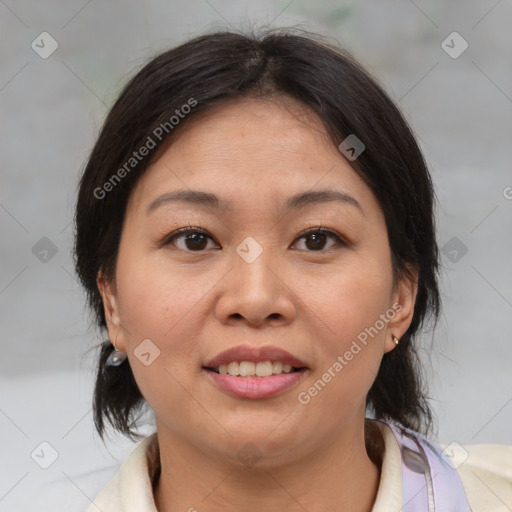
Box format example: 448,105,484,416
74,29,511,511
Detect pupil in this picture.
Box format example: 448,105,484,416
306,233,326,251
186,233,207,250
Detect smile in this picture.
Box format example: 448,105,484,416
202,344,310,398
204,360,305,377
202,365,309,399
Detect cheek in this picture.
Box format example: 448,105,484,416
113,249,218,400
113,257,210,428
303,253,394,346
295,254,393,411
115,251,209,340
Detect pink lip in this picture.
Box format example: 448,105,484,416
204,345,308,369
203,369,309,399
203,345,309,400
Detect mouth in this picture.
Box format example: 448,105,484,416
202,345,310,399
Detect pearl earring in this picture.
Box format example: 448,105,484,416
106,334,127,366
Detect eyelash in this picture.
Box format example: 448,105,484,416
159,225,348,252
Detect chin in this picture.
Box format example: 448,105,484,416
216,434,304,469
217,414,306,456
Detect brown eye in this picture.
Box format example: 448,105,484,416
293,228,345,251
163,228,219,251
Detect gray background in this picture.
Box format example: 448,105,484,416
1,1,511,510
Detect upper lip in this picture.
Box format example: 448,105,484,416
204,345,308,369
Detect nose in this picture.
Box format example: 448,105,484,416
214,243,296,328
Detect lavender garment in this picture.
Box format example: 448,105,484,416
385,421,472,512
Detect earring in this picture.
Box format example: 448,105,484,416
392,335,400,346
106,334,127,366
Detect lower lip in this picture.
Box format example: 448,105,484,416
203,369,308,399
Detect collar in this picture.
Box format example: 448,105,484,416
87,419,426,511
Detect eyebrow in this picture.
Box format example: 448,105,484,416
146,189,363,215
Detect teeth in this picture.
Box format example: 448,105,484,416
239,361,255,376
214,360,299,377
272,361,283,374
227,362,239,376
256,361,273,377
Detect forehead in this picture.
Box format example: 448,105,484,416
126,97,379,219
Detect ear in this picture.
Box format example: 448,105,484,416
384,266,418,354
97,270,125,351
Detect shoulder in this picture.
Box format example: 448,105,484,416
439,440,512,512
85,433,159,512
370,419,512,512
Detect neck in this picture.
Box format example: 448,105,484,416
154,418,382,512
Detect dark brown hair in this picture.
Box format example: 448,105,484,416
74,28,440,441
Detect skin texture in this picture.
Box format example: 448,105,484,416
98,97,417,512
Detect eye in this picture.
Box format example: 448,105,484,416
160,226,347,252
161,227,219,251
292,227,346,251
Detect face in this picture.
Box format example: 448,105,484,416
99,97,417,467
